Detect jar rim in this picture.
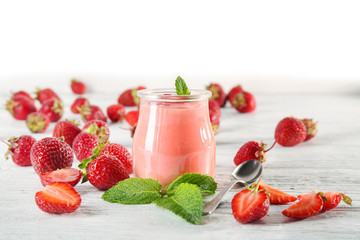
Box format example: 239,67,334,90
137,88,212,101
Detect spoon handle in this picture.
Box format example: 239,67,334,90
203,179,239,216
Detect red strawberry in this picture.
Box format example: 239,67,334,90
233,141,275,166
36,88,60,104
80,105,107,123
259,182,297,204
71,97,90,114
322,192,352,211
232,178,270,223
26,112,50,133
100,143,133,174
80,154,129,190
207,83,227,107
118,86,146,106
39,98,64,122
227,85,243,102
72,132,100,161
208,100,221,134
39,168,82,187
70,79,86,94
6,96,37,120
53,120,81,147
30,137,74,175
229,91,256,113
282,190,324,219
300,118,318,141
35,182,81,214
125,110,139,127
12,90,35,104
82,120,110,142
275,117,307,147
107,104,126,123
3,135,36,166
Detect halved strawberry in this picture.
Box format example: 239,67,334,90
322,192,352,211
35,182,81,214
259,182,297,204
39,168,82,187
282,190,323,219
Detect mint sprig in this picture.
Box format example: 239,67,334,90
175,76,191,95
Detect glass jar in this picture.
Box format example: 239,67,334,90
132,89,216,187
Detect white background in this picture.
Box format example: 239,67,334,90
0,0,360,92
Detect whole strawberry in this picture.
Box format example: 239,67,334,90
70,79,86,95
118,86,146,106
233,141,275,166
229,91,256,113
26,112,50,133
207,83,226,107
12,90,35,104
6,96,37,120
125,110,139,127
82,120,110,142
39,98,64,122
53,120,81,147
71,97,90,114
100,143,133,174
30,137,74,175
275,117,307,146
300,118,318,141
80,105,107,123
39,168,82,187
36,88,60,104
232,178,270,223
208,100,221,134
227,85,243,102
107,104,126,122
80,154,129,190
72,132,100,161
4,135,36,166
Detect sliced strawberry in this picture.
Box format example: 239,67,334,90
125,110,139,127
322,192,352,211
259,182,297,204
35,182,81,214
282,190,323,219
39,168,82,187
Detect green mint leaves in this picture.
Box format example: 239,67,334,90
102,173,217,225
175,76,191,95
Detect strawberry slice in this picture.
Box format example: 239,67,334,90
39,168,82,187
125,110,139,127
282,190,323,219
35,182,81,214
259,182,297,204
322,192,352,211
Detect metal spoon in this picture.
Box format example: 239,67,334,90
203,159,263,216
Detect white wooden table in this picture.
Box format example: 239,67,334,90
0,79,359,240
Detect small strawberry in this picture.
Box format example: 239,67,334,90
233,141,275,166
71,97,90,114
36,88,60,104
207,83,227,107
39,98,64,122
39,168,82,187
70,79,86,94
35,182,81,214
125,110,139,127
322,192,352,211
259,182,297,204
300,118,318,141
12,90,35,104
229,91,256,113
79,154,129,190
53,120,81,147
107,104,126,123
3,135,36,166
232,178,270,223
26,112,50,133
118,86,146,106
80,105,107,123
100,143,133,174
208,100,221,134
82,120,110,142
30,137,74,175
282,190,324,219
72,132,100,162
275,117,307,147
227,85,243,102
6,96,37,120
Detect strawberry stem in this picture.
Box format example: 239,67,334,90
264,141,276,153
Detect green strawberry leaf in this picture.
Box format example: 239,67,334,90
102,178,163,204
165,173,217,196
175,76,191,95
154,183,203,225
